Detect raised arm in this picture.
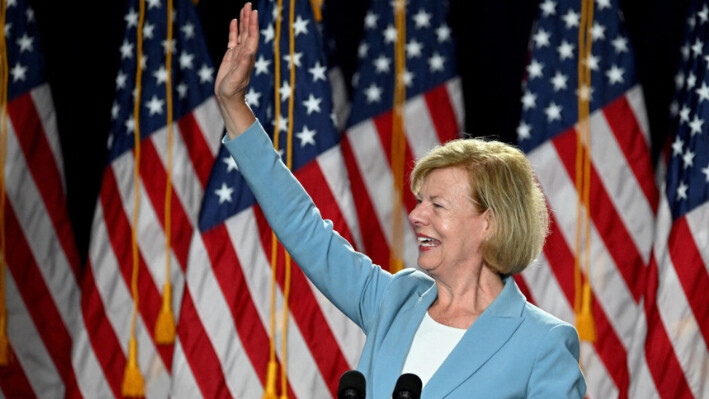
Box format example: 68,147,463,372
214,2,259,139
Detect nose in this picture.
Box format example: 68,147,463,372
408,202,427,226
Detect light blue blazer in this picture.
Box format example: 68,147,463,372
224,121,586,398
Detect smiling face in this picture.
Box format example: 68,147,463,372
408,166,491,279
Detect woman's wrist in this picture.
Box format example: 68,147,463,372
218,97,256,139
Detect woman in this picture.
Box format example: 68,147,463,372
216,4,586,398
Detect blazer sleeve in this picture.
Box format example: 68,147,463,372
527,323,586,398
222,120,392,332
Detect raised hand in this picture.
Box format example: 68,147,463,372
215,2,259,138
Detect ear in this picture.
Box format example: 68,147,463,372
482,208,495,238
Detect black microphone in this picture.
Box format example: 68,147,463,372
338,370,366,399
392,373,422,399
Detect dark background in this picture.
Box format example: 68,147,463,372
27,0,690,264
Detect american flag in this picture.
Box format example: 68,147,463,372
71,0,224,396
635,1,709,397
517,0,659,397
341,0,464,274
0,0,85,397
171,0,364,397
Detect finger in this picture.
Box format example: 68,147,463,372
247,9,259,50
227,18,238,49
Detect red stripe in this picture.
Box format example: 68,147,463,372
0,345,37,398
552,129,646,302
542,211,630,395
667,217,709,347
8,93,82,279
601,95,659,212
176,288,233,399
177,112,216,188
340,136,390,268
424,84,461,144
80,261,126,398
4,199,83,398
200,224,295,398
99,167,174,370
139,138,193,271
642,253,694,398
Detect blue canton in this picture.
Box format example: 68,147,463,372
5,0,45,100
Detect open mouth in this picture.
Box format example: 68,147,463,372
417,236,440,247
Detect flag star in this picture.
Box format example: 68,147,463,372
214,182,234,204
611,36,629,53
590,22,606,40
16,33,33,52
139,54,148,71
358,42,369,59
606,65,625,85
696,81,709,102
681,43,690,61
293,15,310,36
533,28,551,48
676,181,688,200
179,51,194,69
147,0,160,8
374,55,391,73
700,5,709,23
302,93,322,114
125,116,136,133
115,71,128,89
383,25,398,43
562,9,580,28
176,82,188,99
261,24,275,43
413,9,432,28
539,0,557,17
143,22,155,39
436,24,452,42
6,0,16,6
670,100,679,116
692,38,703,57
596,0,611,9
25,7,35,22
687,72,697,89
585,54,600,70
308,61,327,82
223,156,239,172
689,114,704,135
576,84,594,101
682,149,695,168
198,64,214,83
145,95,164,115
671,135,684,156
245,87,262,107
153,65,169,84
521,90,537,110
557,40,575,60
406,39,423,58
364,11,378,29
120,40,134,59
161,38,177,54
364,83,383,103
10,62,26,82
705,54,709,68
428,53,445,72
280,80,292,102
550,71,568,91
675,72,685,89
527,59,544,79
254,55,271,75
272,116,288,133
125,8,139,28
679,105,691,123
517,121,532,140
545,101,562,122
296,125,317,147
111,102,120,120
181,22,195,39
283,52,303,69
702,164,709,181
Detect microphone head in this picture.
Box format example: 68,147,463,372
392,373,422,399
338,370,366,399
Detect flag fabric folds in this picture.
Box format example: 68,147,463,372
0,0,85,397
634,1,709,397
72,0,223,396
171,0,364,397
517,0,658,397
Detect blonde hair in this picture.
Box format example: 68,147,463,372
410,138,549,275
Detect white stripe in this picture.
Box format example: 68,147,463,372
226,210,331,397
5,116,80,331
191,97,225,157
521,254,574,324
627,302,661,399
72,313,115,399
445,78,465,130
580,341,619,399
30,84,65,190
183,231,264,399
6,272,62,397
654,200,709,399
591,107,654,264
625,85,651,146
685,202,709,271
170,339,204,399
404,95,441,161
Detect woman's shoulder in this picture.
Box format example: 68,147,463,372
521,301,578,337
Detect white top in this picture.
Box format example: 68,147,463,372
401,311,467,388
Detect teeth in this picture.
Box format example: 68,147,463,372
417,237,438,247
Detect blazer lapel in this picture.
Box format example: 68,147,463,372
423,278,526,398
